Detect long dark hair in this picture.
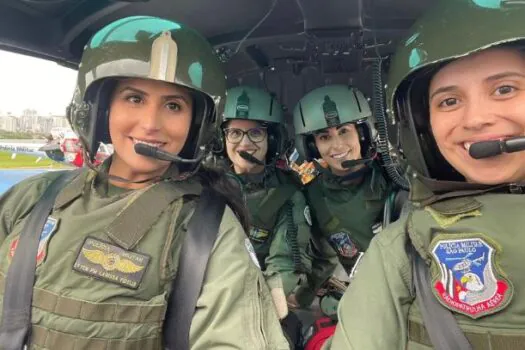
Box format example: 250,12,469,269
194,165,251,232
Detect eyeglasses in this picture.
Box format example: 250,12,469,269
224,127,267,144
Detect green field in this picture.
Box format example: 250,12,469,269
0,151,70,169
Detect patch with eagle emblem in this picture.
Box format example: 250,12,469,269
73,237,150,289
430,233,513,319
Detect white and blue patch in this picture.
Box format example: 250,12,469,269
348,252,365,281
40,217,58,243
245,238,261,269
304,206,312,226
328,232,358,258
36,216,59,264
9,216,58,265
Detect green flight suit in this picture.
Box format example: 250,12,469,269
0,166,290,350
295,164,389,307
327,176,525,350
229,168,312,296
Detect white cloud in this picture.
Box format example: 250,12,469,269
0,50,77,116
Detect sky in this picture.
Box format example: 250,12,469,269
0,50,77,116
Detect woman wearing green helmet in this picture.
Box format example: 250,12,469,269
0,16,290,349
217,86,313,310
289,85,391,311
326,1,525,349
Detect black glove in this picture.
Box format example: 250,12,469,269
281,311,304,350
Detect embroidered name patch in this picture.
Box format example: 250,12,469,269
249,226,270,243
328,232,359,258
73,237,150,289
9,216,59,266
430,234,513,319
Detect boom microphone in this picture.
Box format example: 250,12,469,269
134,143,202,163
341,158,370,169
238,151,265,166
468,136,525,159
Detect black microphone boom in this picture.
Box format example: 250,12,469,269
238,151,265,166
341,158,369,169
468,136,525,159
134,143,201,163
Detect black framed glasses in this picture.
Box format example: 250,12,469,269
224,127,267,144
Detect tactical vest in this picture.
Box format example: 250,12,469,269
0,169,201,349
406,192,525,350
235,169,301,270
305,166,388,272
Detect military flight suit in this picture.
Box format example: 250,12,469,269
326,175,525,350
0,166,290,350
229,168,312,297
295,163,389,307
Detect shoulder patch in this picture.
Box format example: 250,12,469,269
328,232,359,258
9,216,59,266
425,206,482,228
245,238,261,269
249,226,270,243
430,233,513,319
73,237,150,289
304,205,312,226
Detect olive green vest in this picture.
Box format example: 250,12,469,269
232,169,300,269
406,182,525,349
305,165,388,271
0,169,201,349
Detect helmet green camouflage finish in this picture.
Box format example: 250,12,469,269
292,85,374,161
67,16,226,163
388,0,525,181
221,86,286,162
223,86,284,124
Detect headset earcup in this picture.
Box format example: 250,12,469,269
356,123,373,158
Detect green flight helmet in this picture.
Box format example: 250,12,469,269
293,84,375,161
221,86,286,163
66,15,226,168
387,0,525,181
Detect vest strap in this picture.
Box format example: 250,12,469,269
0,273,165,324
0,169,82,350
305,179,341,233
256,184,298,226
31,324,161,350
106,180,201,250
413,252,472,350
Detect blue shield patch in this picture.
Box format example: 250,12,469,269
430,235,512,319
9,216,59,266
328,232,358,258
